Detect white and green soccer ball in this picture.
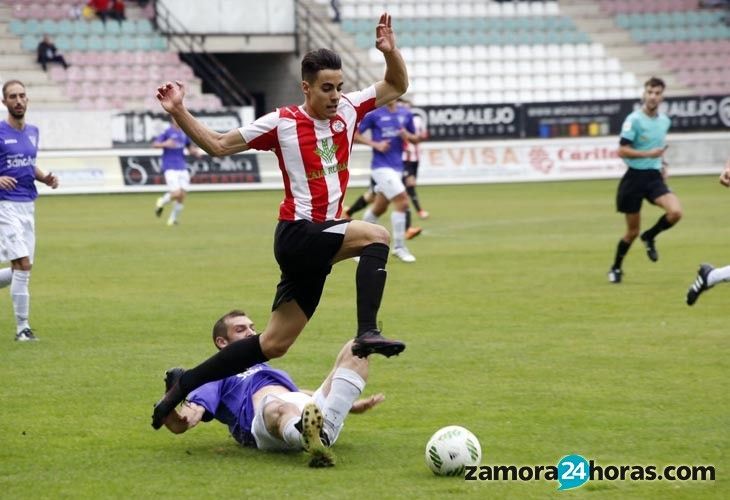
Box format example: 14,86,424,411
424,425,482,476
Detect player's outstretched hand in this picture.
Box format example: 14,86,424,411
375,13,395,53
350,393,385,414
156,80,186,114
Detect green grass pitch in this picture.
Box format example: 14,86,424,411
0,176,727,499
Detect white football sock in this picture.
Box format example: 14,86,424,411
363,208,379,224
321,368,365,445
10,270,30,333
282,415,303,448
158,193,172,206
0,267,12,288
170,202,184,222
708,265,730,287
391,211,406,249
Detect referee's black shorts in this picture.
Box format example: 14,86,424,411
271,219,349,319
616,168,671,214
403,160,419,179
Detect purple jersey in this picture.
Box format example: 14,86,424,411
186,363,299,447
358,105,415,171
0,120,39,202
155,126,191,171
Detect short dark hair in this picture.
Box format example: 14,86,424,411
301,48,342,83
644,77,665,90
2,79,25,99
212,309,247,345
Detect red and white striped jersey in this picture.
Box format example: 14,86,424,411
402,112,427,163
239,86,377,222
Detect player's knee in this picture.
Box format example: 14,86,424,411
667,208,682,223
370,224,390,246
626,228,640,240
260,336,294,359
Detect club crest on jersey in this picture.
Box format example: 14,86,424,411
314,138,338,163
28,135,37,147
331,119,345,133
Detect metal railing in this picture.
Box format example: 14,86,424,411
153,0,254,106
295,0,380,90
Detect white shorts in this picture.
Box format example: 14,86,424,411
0,201,35,263
251,388,335,451
164,169,191,191
372,167,406,200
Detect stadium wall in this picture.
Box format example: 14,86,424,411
35,132,730,195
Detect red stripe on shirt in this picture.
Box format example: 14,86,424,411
331,117,351,219
295,116,329,222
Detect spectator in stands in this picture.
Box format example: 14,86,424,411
330,0,341,23
87,0,111,24
36,36,69,72
110,0,126,23
68,2,83,20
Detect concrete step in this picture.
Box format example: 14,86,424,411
3,68,52,85
24,84,66,100
0,54,37,70
0,36,23,54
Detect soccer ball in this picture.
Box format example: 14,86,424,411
424,425,482,476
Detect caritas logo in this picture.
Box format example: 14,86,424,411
529,147,553,173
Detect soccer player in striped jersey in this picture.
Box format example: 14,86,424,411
0,80,59,342
152,13,409,430
398,97,429,220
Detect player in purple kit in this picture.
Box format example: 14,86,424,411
152,117,201,226
162,310,384,467
0,80,59,341
355,99,423,262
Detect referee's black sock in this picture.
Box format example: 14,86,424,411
356,242,389,335
642,214,674,241
178,335,268,394
347,194,369,217
612,239,632,270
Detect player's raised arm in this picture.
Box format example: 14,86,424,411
372,13,408,107
156,81,250,157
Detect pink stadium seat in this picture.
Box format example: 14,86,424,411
118,51,136,65
66,66,84,82
28,4,44,18
12,3,30,19
98,65,116,82
83,65,100,81
49,65,67,82
65,82,83,99
93,96,112,110
81,81,100,98
78,97,95,110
